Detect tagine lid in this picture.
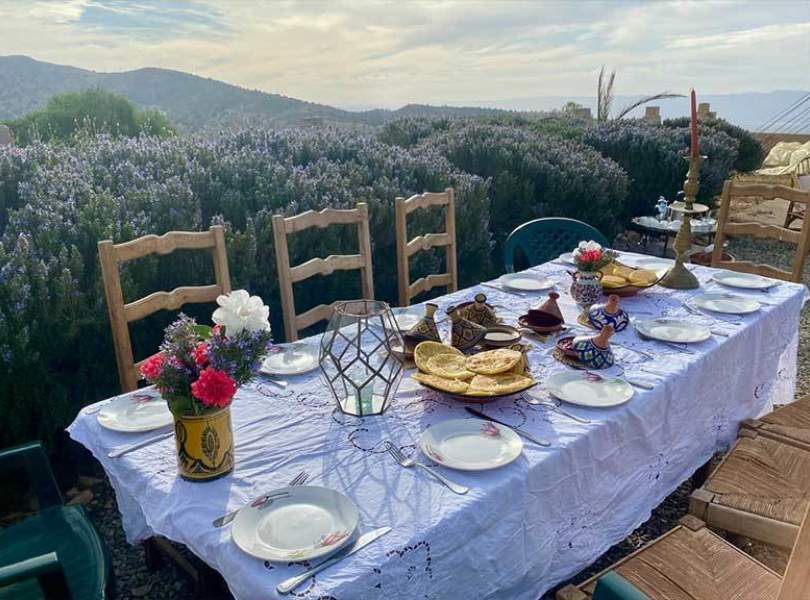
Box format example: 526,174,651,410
526,291,564,326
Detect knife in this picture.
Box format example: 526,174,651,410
276,527,392,595
464,407,550,447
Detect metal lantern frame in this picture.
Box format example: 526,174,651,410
319,300,405,417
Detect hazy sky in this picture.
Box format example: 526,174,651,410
1,0,808,109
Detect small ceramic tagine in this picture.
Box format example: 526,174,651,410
519,291,565,334
456,293,499,328
569,325,615,370
447,304,487,352
404,303,442,345
587,294,629,332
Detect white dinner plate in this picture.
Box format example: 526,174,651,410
232,486,359,562
712,271,777,290
97,391,173,433
691,293,760,315
634,318,711,344
499,273,558,292
546,371,634,408
633,257,674,274
419,418,523,471
558,252,575,265
261,344,319,376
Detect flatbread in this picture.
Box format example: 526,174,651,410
411,372,469,394
601,275,628,288
413,341,462,372
468,373,534,395
628,269,658,286
425,354,474,380
465,349,522,375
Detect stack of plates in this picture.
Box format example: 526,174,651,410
712,271,777,290
261,344,320,376
692,293,760,315
499,273,558,292
634,318,711,344
545,371,634,408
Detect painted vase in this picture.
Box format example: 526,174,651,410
588,294,630,332
570,270,603,307
404,303,442,344
571,325,615,370
447,305,487,351
174,407,234,481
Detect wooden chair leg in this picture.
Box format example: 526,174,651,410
690,458,713,489
142,538,163,572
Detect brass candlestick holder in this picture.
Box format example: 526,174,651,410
659,155,708,290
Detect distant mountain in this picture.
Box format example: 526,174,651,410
0,55,516,131
1,55,806,133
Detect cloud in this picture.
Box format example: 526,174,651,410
0,0,807,107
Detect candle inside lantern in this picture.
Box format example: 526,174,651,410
690,89,699,158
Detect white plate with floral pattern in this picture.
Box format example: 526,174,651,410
711,271,778,290
634,318,711,344
261,344,319,376
546,371,634,408
97,391,173,433
499,273,558,292
231,485,358,562
691,292,760,315
419,418,523,471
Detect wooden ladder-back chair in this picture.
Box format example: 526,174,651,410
98,225,231,392
272,203,374,341
558,502,810,600
711,180,810,282
395,188,458,306
690,414,810,550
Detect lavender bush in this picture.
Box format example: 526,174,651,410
0,128,490,447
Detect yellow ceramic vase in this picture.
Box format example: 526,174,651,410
173,407,234,481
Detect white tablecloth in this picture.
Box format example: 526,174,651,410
68,254,807,600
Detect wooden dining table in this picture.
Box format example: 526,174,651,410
68,252,808,599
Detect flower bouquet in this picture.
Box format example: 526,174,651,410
572,240,617,272
140,290,273,481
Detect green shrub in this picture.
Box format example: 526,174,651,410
0,129,490,448
583,121,739,218
663,116,764,173
4,88,176,145
422,122,629,258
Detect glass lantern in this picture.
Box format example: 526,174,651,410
319,300,404,417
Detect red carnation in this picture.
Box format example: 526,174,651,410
140,353,165,381
581,249,602,263
193,342,209,366
191,367,236,409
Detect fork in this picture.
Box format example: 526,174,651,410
212,470,309,528
385,442,468,495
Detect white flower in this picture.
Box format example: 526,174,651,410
577,240,603,252
212,290,270,335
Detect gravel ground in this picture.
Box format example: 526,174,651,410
76,235,807,600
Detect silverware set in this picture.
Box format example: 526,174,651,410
465,407,551,446
524,395,592,423
385,441,469,495
212,470,309,528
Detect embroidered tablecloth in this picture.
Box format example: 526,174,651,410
68,253,808,600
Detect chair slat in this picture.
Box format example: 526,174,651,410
113,230,217,262
724,222,802,244
124,285,222,322
408,273,453,298
290,254,366,282
406,233,451,257
283,207,365,233
401,191,452,213
295,302,339,332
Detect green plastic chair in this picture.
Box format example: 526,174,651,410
502,218,610,273
0,442,113,599
592,572,651,600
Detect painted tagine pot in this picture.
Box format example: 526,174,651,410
447,304,487,351
174,406,234,481
587,294,630,332
559,325,615,370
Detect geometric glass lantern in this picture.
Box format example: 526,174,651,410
319,300,404,417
